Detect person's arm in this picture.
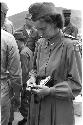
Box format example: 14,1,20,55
7,36,22,98
50,42,82,99
20,53,30,85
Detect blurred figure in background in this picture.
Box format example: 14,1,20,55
62,9,82,57
15,13,33,44
62,9,78,38
13,31,33,125
16,13,40,53
25,14,40,52
1,2,22,125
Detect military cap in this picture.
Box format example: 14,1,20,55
29,2,57,21
1,2,8,14
13,32,26,41
63,9,71,15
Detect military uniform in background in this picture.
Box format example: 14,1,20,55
19,42,33,121
62,9,78,38
15,13,40,53
63,22,78,38
3,17,15,125
1,2,22,125
13,32,33,125
26,27,40,52
16,25,39,52
1,29,22,125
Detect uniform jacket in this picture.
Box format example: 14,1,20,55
19,46,33,118
1,29,22,105
15,25,39,52
27,31,82,125
15,25,29,39
20,46,33,85
63,22,78,38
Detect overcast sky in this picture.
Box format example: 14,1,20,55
1,0,83,17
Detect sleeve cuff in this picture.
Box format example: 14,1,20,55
50,87,56,95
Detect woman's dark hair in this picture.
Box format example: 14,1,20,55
41,14,63,29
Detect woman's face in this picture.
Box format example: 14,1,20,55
34,19,55,39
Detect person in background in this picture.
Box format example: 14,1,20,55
15,13,40,53
26,2,82,125
3,17,14,34
1,2,18,125
62,9,82,57
25,14,40,52
13,31,33,125
2,4,15,125
15,13,33,42
62,9,78,38
1,2,22,125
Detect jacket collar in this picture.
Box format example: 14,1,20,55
47,30,63,49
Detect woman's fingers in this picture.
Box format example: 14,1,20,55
32,85,43,89
31,88,40,94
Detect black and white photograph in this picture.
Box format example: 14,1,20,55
1,0,82,125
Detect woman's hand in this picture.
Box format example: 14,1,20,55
27,76,36,86
31,85,50,97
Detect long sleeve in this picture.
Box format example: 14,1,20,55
7,36,22,93
20,53,30,84
50,42,82,99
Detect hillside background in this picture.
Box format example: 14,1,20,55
8,7,82,34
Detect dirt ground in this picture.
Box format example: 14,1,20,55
0,96,82,125
0,108,82,125
12,111,82,125
12,95,82,125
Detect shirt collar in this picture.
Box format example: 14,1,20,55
47,30,63,47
